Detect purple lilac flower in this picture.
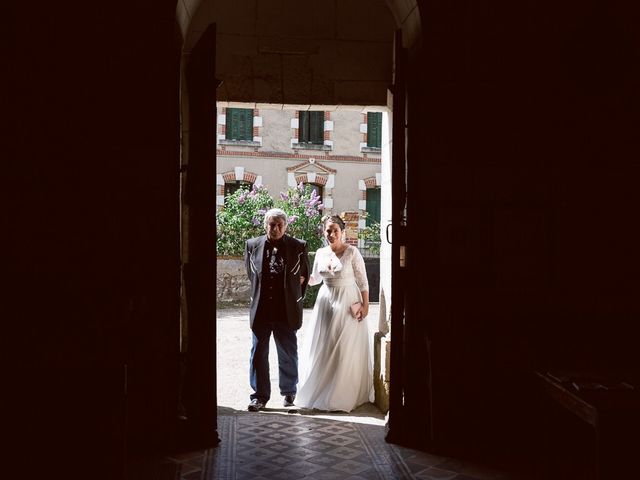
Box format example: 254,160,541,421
297,182,304,192
288,215,298,224
252,217,261,226
280,192,289,201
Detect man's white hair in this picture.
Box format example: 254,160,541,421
263,208,289,228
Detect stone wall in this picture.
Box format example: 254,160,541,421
217,257,251,305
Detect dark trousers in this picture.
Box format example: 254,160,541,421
249,318,298,403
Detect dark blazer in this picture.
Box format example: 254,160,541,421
244,234,310,329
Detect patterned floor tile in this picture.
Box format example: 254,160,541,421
305,441,339,453
237,436,278,449
281,446,322,460
283,460,327,475
323,434,359,447
157,411,519,480
278,434,319,447
236,447,278,461
305,469,353,480
307,453,345,467
325,446,366,460
241,425,272,436
264,442,292,454
281,424,313,435
331,459,375,475
268,454,298,468
236,459,282,476
319,424,354,435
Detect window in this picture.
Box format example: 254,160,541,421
299,111,324,144
225,108,253,141
307,183,323,201
224,180,252,198
367,112,382,148
365,187,381,225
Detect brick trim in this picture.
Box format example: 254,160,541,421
218,149,380,164
286,160,336,174
363,176,378,188
220,170,258,184
294,173,328,186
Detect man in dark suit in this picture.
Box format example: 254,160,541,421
244,208,310,411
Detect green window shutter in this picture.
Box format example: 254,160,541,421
367,112,382,148
310,111,324,144
299,111,309,142
366,187,381,225
298,111,324,144
226,108,253,140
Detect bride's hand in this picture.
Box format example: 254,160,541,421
357,305,368,322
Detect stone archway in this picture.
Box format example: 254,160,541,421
175,0,423,451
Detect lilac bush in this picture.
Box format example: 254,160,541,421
274,183,324,252
216,183,324,256
216,184,274,256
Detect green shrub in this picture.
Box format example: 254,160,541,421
216,183,324,256
357,219,381,254
216,184,274,256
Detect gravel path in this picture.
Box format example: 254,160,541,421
216,305,385,424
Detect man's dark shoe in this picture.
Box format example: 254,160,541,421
248,399,265,412
283,395,296,407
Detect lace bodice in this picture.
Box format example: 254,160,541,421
308,245,369,291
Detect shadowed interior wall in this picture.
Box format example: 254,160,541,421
183,0,397,106
404,0,640,464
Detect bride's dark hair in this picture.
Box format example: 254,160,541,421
322,214,346,231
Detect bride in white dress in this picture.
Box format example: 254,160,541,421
296,215,374,412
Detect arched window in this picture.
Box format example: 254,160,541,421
224,180,253,198
307,183,323,202
303,183,324,213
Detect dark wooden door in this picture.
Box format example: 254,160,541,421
181,23,219,449
386,29,409,445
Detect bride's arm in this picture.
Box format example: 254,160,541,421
352,247,370,320
358,289,369,321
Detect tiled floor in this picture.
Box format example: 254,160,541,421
135,308,528,479
162,409,517,480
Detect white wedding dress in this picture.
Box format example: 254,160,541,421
296,245,374,412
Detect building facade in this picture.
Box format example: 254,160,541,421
215,103,385,249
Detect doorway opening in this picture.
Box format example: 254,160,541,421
213,102,393,426
174,0,419,453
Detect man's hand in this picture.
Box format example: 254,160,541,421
300,276,306,285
